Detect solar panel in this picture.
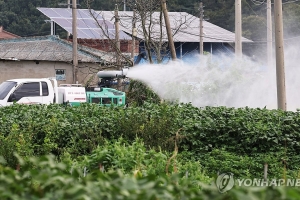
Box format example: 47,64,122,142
37,7,131,40
54,18,72,28
98,11,252,43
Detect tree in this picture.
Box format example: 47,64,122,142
0,0,62,37
242,15,266,41
86,0,115,10
283,3,300,38
85,0,195,65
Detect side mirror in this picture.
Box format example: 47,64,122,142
8,93,17,102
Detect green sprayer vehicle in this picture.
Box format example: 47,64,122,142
85,87,126,106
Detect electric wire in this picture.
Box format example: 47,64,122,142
250,0,267,6
250,0,300,5
245,0,272,34
245,0,300,43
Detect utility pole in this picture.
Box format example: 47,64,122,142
131,4,137,66
199,2,204,55
161,0,177,61
274,0,287,110
267,0,273,68
115,4,122,89
235,0,242,58
67,0,71,38
124,0,126,11
72,0,78,84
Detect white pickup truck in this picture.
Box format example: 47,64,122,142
0,78,86,106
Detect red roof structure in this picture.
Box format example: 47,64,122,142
0,26,20,39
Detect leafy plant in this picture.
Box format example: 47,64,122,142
126,80,161,106
1,154,300,200
1,103,300,179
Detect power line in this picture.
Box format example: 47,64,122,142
245,0,271,33
249,0,300,5
250,0,267,6
281,0,300,4
244,32,300,42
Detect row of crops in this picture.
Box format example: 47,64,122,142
1,102,300,199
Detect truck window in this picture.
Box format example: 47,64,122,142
91,97,100,104
13,82,40,101
113,98,118,104
0,81,17,100
41,82,49,96
102,98,111,104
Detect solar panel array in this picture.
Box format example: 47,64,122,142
100,11,252,43
37,8,131,40
38,8,252,43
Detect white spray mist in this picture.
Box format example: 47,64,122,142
127,48,299,111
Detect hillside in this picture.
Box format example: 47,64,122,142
0,0,300,42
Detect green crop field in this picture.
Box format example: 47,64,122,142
1,101,300,199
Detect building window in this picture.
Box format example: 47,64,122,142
55,69,66,81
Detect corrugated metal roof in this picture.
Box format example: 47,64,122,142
0,35,116,63
100,11,252,43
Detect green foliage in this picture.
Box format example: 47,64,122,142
0,104,106,163
242,15,267,41
1,103,300,179
0,154,201,200
283,3,300,37
85,0,116,10
0,0,62,37
0,123,33,169
1,154,300,200
197,149,288,179
177,105,300,178
126,80,161,106
63,137,211,186
78,138,169,175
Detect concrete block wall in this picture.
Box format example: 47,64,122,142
0,60,102,86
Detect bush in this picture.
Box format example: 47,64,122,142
1,103,300,178
126,80,161,106
1,154,300,200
